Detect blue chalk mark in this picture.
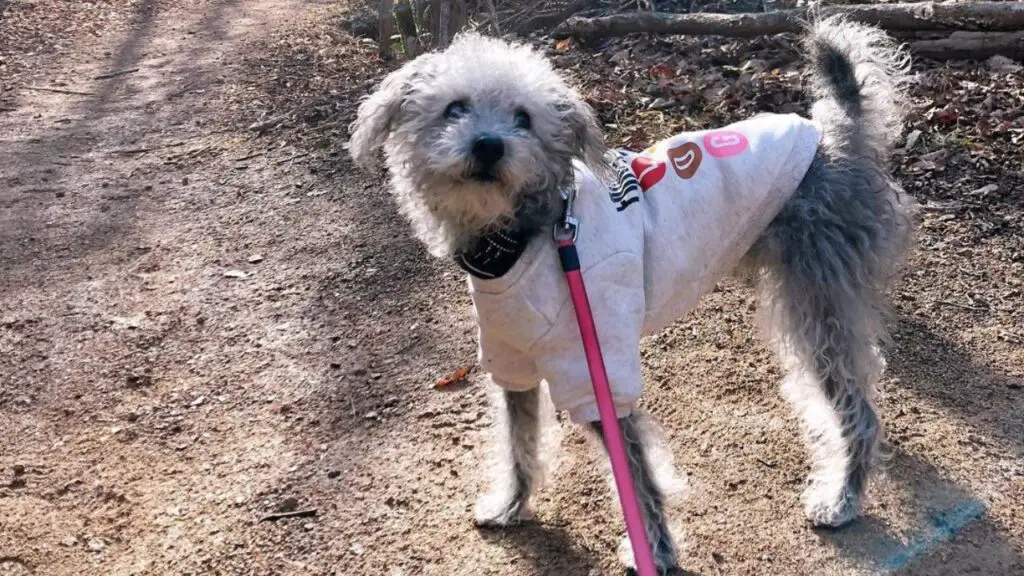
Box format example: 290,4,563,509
880,499,987,573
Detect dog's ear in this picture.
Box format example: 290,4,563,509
348,55,434,169
558,93,608,174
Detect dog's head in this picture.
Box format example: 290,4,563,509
349,33,606,256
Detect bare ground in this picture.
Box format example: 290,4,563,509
1,1,1022,575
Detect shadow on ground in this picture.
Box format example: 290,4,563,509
819,448,1023,575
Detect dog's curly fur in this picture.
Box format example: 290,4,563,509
350,16,916,573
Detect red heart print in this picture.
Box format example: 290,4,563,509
630,155,666,191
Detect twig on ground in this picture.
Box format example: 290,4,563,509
275,152,309,166
259,508,318,522
934,300,989,312
107,142,187,155
234,152,265,162
94,68,140,80
24,86,95,96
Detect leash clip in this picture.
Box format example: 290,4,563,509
553,185,579,244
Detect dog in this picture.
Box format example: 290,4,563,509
349,16,915,573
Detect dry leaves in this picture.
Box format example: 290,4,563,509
434,367,469,389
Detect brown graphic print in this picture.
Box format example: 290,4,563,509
667,141,702,180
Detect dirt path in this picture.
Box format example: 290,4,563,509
1,1,1022,575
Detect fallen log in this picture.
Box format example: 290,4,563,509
908,30,1024,60
515,0,600,34
553,2,1024,40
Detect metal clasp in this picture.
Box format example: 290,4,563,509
553,185,579,243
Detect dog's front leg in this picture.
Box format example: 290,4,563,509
475,387,541,528
591,413,678,574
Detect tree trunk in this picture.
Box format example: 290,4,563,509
554,2,1024,40
379,0,395,59
439,0,453,48
395,0,421,58
430,0,442,47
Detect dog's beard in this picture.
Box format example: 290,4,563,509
394,138,572,257
423,176,518,240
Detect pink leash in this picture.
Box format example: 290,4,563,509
554,190,658,576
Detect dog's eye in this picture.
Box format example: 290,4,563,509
444,100,469,120
514,109,532,130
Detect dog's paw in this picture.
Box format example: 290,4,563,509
618,535,680,575
803,483,860,529
473,493,533,529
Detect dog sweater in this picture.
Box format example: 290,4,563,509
462,113,822,423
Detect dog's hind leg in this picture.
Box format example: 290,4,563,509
475,387,542,527
777,327,884,529
591,413,678,573
750,155,907,528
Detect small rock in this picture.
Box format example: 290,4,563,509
350,542,365,556
741,58,769,73
111,315,143,329
247,254,264,264
190,395,206,407
986,54,1023,74
278,497,299,513
647,97,673,110
125,374,153,389
303,522,315,531
60,535,78,547
364,411,379,420
87,538,106,552
222,270,248,279
12,464,25,476
609,49,630,65
902,129,922,153
327,469,341,479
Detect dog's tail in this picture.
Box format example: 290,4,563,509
805,16,910,161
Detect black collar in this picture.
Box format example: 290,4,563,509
454,227,533,280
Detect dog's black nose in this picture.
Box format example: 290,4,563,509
471,134,505,166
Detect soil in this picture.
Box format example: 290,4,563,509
1,1,1022,576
